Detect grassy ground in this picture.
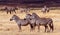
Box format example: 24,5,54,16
0,9,60,35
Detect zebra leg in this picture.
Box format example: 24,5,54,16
18,24,21,32
45,25,48,32
47,10,49,13
38,25,40,32
32,24,35,30
10,11,11,14
48,20,54,32
7,11,8,14
45,25,50,32
49,23,54,32
30,24,33,32
30,24,35,31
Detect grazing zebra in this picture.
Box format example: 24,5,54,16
0,7,18,14
20,8,30,13
41,5,50,13
5,7,18,14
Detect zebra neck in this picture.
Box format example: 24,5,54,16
14,19,20,23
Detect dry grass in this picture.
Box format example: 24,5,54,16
0,9,60,35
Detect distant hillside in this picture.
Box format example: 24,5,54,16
0,0,60,7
